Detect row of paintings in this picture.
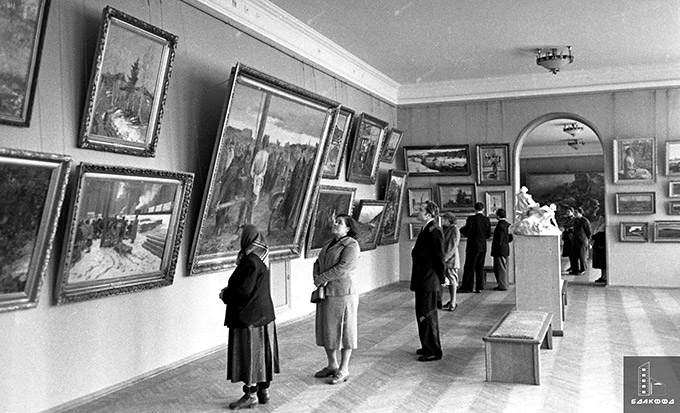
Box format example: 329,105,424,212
620,221,680,242
406,185,506,218
615,188,680,215
612,138,680,183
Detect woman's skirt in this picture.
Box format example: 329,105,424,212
227,321,280,384
315,294,358,349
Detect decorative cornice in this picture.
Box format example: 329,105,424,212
184,0,400,103
398,64,680,106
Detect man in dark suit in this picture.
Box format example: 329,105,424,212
490,208,513,291
410,200,445,362
458,202,491,293
569,207,591,274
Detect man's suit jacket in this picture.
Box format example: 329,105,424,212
410,220,445,292
490,219,513,257
461,213,491,252
572,216,592,245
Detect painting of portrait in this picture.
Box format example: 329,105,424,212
379,170,408,245
189,64,337,274
305,185,356,258
613,138,656,184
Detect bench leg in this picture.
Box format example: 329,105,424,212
541,323,553,349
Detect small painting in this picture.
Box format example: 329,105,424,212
379,170,408,245
437,183,476,212
409,222,422,240
669,181,680,198
619,222,649,242
322,107,354,179
485,191,506,220
305,185,356,258
666,141,680,176
346,113,388,184
613,138,656,184
653,221,680,242
667,201,680,215
404,145,471,176
353,200,387,251
615,192,656,215
476,144,510,185
380,128,404,163
407,187,433,216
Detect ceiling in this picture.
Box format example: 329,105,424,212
268,0,680,86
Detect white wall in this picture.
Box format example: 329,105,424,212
0,1,398,412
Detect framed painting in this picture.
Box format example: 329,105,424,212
615,192,656,215
476,144,510,185
666,141,680,176
346,113,388,184
0,148,70,312
322,106,354,179
79,6,178,157
55,163,193,304
189,64,338,274
379,170,408,245
409,222,422,240
613,138,656,184
653,221,680,242
485,191,506,220
407,187,432,216
619,222,649,242
380,128,404,163
437,183,476,212
353,200,387,251
305,185,356,258
0,0,50,127
404,145,470,176
669,181,680,198
668,201,680,215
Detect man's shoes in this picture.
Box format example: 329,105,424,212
474,290,481,293
577,271,586,275
568,271,580,275
457,288,472,293
437,301,443,309
416,348,426,355
418,354,442,362
493,287,507,291
594,277,607,283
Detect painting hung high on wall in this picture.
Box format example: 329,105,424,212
322,107,354,179
476,144,510,185
189,64,338,274
379,128,404,163
0,148,70,313
379,170,408,245
346,113,388,184
619,222,649,242
353,200,387,251
613,138,656,184
437,183,475,212
0,0,50,127
404,145,470,176
305,185,356,258
55,163,193,304
79,6,178,157
407,187,433,216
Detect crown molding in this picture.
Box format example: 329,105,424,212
398,64,680,106
185,0,400,103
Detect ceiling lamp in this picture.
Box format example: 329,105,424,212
567,139,585,150
563,121,583,137
536,46,573,74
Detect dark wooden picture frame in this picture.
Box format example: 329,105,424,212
619,222,649,242
55,163,193,304
379,170,408,245
0,148,70,312
353,200,387,251
668,201,680,215
615,192,656,215
305,185,356,258
79,6,178,157
437,183,476,212
322,106,354,179
0,0,50,126
189,64,338,274
404,145,471,176
346,113,388,184
669,181,680,198
380,128,404,163
476,143,510,185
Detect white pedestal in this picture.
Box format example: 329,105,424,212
513,234,564,335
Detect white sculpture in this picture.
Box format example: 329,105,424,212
510,188,561,236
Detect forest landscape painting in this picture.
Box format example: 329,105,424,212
55,164,192,304
80,6,177,156
189,65,337,274
0,0,50,126
0,148,70,312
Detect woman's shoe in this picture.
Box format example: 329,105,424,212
229,386,258,410
314,367,338,378
329,371,349,384
594,277,607,283
256,388,269,404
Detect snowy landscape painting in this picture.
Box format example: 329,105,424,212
79,6,177,157
55,163,192,304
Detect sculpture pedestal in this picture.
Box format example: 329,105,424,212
514,234,565,335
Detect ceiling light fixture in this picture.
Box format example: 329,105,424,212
536,46,574,74
563,121,584,137
567,139,585,150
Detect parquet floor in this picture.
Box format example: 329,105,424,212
59,267,680,413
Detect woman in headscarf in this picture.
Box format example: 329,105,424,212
219,224,279,410
313,214,361,385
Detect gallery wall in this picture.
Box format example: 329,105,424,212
396,89,680,289
0,1,399,412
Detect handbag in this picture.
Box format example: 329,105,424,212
310,285,326,303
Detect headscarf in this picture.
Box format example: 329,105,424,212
237,224,269,267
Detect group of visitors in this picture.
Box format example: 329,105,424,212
562,206,607,283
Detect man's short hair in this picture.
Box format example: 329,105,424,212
496,208,506,219
474,202,484,212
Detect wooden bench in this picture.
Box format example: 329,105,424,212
482,311,553,385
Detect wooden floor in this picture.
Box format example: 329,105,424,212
60,267,680,413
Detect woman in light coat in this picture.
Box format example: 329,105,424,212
312,214,360,385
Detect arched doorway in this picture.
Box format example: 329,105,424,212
512,112,606,283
